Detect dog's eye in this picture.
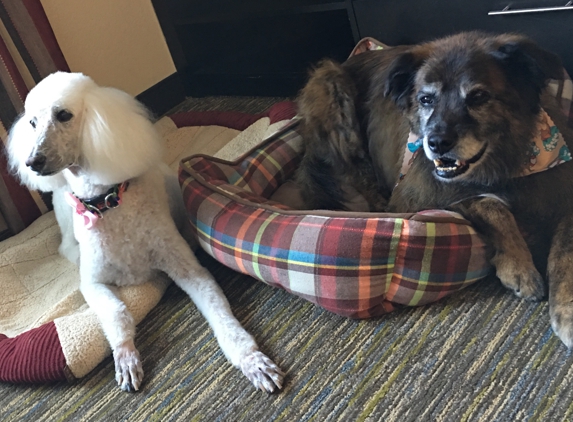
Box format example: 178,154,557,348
29,118,36,129
55,109,73,122
466,90,491,107
419,95,434,107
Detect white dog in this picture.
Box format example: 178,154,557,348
7,71,284,392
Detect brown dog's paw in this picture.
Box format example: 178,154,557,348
551,304,573,348
493,254,546,300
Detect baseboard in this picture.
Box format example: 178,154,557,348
136,72,186,118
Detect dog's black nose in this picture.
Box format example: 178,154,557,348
25,154,47,172
427,135,455,155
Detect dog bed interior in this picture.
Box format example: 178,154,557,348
179,121,492,318
174,37,492,318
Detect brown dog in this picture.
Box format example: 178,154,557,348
296,32,573,348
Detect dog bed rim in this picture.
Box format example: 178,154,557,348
179,119,474,226
348,37,390,58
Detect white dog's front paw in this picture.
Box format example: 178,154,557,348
113,341,144,392
240,351,284,393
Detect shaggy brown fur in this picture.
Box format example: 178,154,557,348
296,31,573,348
295,54,406,211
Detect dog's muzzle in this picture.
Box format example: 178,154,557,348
25,153,74,176
431,143,488,179
427,134,455,156
25,153,49,174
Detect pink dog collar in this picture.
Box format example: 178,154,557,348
65,192,100,229
65,182,129,229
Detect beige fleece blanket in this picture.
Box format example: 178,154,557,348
0,116,288,378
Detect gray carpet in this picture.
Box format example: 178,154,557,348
1,96,572,422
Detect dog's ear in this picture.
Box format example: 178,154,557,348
490,36,563,93
81,87,163,185
384,50,427,110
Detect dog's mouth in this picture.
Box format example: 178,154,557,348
35,169,57,176
432,144,487,179
32,162,74,177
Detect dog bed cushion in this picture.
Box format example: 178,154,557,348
179,121,492,318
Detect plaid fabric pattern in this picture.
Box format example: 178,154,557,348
179,125,492,318
0,0,70,239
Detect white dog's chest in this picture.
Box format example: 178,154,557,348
69,169,176,287
76,209,162,286
80,237,158,286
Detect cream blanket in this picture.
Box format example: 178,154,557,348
0,115,287,378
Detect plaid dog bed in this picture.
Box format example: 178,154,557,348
179,122,492,318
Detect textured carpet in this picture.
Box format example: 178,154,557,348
2,97,573,422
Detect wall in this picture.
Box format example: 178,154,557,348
40,0,176,96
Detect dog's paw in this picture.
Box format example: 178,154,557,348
113,342,144,392
551,304,573,348
240,351,284,393
493,253,545,300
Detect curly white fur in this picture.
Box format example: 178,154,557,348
7,71,283,392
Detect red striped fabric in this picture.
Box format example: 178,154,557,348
0,0,71,237
0,153,42,228
0,322,69,383
0,29,27,102
21,0,70,72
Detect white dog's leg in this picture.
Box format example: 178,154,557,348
80,280,143,392
154,234,284,392
52,186,80,265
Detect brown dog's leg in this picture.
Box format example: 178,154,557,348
451,196,545,300
547,214,573,348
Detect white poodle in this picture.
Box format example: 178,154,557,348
7,71,284,392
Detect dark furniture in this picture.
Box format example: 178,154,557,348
151,0,359,97
152,0,573,97
354,0,573,77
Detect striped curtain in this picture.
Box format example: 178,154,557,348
0,0,69,240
